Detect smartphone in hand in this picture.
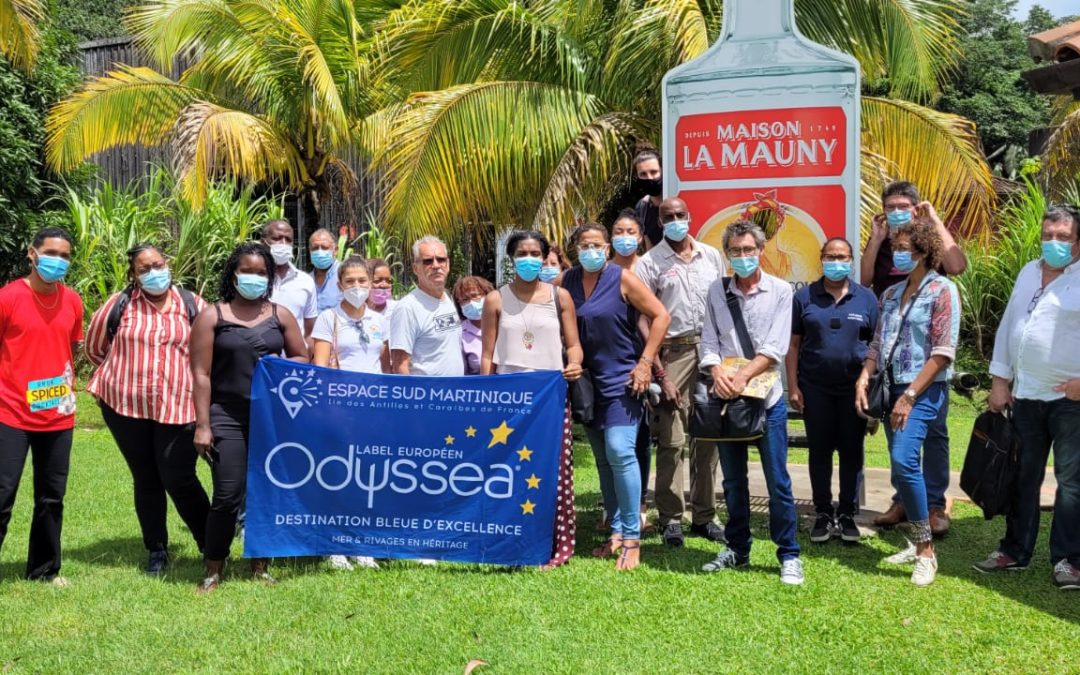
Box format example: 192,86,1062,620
203,445,220,468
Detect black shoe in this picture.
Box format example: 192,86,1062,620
662,523,684,548
146,550,169,576
810,513,834,543
690,521,726,542
837,514,861,542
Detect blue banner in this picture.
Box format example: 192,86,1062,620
244,357,567,566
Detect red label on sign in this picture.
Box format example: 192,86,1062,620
675,107,847,181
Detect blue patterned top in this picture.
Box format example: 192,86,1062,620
866,271,960,385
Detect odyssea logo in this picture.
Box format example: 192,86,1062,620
270,368,323,419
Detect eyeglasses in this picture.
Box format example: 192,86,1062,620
883,203,915,213
418,256,449,267
577,243,607,252
349,319,370,344
136,262,169,273
726,246,759,257
1028,286,1045,314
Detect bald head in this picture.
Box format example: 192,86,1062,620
659,198,689,224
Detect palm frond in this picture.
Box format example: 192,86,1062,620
46,66,203,173
0,0,45,71
861,96,994,239
1043,105,1080,196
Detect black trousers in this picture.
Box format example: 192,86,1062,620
635,417,651,503
801,380,866,517
0,422,73,579
99,403,209,553
204,404,250,561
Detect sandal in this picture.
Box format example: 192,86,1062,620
616,539,641,571
640,511,656,537
591,536,622,558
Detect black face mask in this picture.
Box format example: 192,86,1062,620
633,176,663,197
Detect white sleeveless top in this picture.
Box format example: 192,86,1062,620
494,285,563,373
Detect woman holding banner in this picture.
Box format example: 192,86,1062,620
190,243,308,593
479,230,583,569
562,223,670,570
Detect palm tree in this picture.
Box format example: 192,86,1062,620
1042,98,1080,194
366,0,995,244
46,0,399,233
0,0,44,72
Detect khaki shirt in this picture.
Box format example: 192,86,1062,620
635,238,726,338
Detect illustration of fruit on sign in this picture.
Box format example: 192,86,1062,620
686,186,847,285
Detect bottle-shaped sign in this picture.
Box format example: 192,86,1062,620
662,0,860,287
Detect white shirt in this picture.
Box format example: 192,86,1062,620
311,305,387,374
990,259,1080,401
271,264,318,327
700,272,793,408
635,238,726,338
314,262,342,312
389,289,464,376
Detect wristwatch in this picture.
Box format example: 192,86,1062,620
903,388,918,401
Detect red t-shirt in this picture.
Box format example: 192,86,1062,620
0,280,84,431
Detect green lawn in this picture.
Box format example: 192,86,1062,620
0,393,1076,673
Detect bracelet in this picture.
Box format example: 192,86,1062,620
653,367,667,381
639,355,654,366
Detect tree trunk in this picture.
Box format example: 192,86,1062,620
299,187,321,244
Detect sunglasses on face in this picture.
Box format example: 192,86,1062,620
419,256,449,267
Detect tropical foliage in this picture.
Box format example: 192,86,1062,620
0,0,45,72
64,166,282,314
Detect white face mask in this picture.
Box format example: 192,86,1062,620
343,287,370,309
269,243,293,265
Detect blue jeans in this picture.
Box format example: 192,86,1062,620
1001,398,1080,567
586,424,642,539
717,402,800,562
890,390,949,510
884,382,947,540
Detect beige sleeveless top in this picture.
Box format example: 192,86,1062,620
494,284,563,373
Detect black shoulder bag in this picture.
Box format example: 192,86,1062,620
689,278,766,442
863,279,927,420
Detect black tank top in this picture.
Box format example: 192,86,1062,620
210,303,285,408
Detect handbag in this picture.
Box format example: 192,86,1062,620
863,278,928,420
569,369,595,424
689,278,766,442
961,410,1022,520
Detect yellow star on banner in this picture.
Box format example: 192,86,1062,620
444,435,455,445
520,500,536,515
517,446,533,462
488,420,514,448
526,474,541,489
465,426,477,438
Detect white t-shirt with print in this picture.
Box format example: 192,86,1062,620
312,305,388,374
389,289,464,376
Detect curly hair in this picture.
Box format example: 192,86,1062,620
451,275,495,318
218,243,274,302
893,220,943,271
547,245,572,270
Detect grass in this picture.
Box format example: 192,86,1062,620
0,393,1077,673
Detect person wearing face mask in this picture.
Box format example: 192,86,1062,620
631,149,665,247
0,227,83,585
262,219,317,342
975,206,1080,590
785,238,878,544
635,198,726,548
480,230,584,569
539,245,571,283
452,276,495,375
366,258,397,318
189,243,308,593
855,221,960,587
83,244,211,576
309,228,342,312
559,224,670,570
699,220,803,585
860,182,966,535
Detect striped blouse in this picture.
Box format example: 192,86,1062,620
85,287,207,425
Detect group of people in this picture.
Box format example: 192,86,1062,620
1,152,1078,592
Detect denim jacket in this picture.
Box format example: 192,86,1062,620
866,271,960,385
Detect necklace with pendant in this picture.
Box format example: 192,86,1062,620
515,288,536,351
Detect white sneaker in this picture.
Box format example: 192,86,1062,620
351,556,380,569
415,558,438,566
328,555,354,571
911,554,938,586
779,558,805,586
884,541,918,565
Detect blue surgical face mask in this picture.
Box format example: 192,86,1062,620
310,249,335,270
579,249,607,273
892,251,917,274
539,266,560,283
1042,240,1076,269
663,220,690,242
822,261,851,282
35,254,70,283
886,210,912,229
730,256,759,278
462,298,484,321
235,273,269,300
612,235,640,257
514,257,543,282
139,268,172,295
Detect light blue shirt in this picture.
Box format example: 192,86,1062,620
314,261,342,312
868,271,960,386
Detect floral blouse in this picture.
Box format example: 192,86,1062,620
866,271,960,385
